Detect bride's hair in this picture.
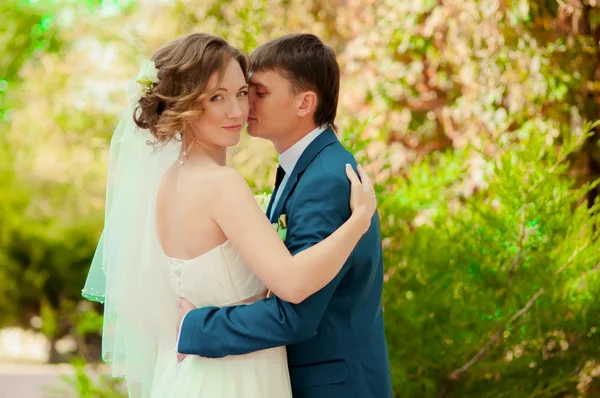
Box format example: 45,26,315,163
134,33,249,145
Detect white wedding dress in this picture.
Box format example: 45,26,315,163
149,240,293,398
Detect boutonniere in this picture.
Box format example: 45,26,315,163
267,214,288,300
273,214,287,241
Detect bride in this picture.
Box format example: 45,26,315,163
82,32,376,397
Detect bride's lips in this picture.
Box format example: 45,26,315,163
222,124,243,132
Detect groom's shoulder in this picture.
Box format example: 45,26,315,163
321,136,355,158
312,138,357,174
295,143,355,198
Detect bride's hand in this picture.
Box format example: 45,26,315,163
345,164,377,233
176,298,196,363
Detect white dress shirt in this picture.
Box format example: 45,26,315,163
176,125,328,353
269,125,328,219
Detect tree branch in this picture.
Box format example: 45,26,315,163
500,209,527,305
448,288,544,381
555,242,589,276
447,215,593,384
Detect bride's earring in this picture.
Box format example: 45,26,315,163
232,148,239,155
178,130,186,165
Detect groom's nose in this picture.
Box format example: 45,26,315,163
248,92,256,110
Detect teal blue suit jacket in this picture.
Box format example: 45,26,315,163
178,129,393,397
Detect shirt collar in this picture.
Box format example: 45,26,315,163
278,125,328,175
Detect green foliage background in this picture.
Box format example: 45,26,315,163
1,0,600,396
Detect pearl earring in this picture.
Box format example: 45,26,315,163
178,130,186,164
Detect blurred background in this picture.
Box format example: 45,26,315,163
1,0,600,397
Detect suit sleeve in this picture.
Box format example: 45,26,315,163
177,170,354,357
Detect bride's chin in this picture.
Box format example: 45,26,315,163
227,138,241,147
225,140,240,151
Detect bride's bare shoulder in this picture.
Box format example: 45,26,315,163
186,165,250,196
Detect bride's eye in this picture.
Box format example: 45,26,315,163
210,94,224,101
237,91,248,97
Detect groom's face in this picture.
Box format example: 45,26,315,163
247,70,297,141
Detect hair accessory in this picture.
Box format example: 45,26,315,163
133,60,159,101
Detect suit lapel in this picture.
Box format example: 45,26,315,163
269,128,338,222
270,173,297,223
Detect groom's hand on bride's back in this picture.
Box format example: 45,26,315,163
177,298,196,362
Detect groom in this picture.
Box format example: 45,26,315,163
177,33,392,397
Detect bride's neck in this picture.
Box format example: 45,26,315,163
183,140,227,167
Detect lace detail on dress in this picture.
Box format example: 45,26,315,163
168,259,186,294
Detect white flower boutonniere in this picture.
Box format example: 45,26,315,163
266,213,288,299
254,193,287,241
273,214,287,242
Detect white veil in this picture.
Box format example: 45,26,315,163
83,66,180,396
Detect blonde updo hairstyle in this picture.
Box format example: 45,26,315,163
134,33,249,145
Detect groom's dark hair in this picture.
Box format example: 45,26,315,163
250,33,340,131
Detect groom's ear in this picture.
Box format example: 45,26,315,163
296,91,318,118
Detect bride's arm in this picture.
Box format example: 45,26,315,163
211,164,375,304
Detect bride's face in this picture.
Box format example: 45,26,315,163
189,58,249,148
